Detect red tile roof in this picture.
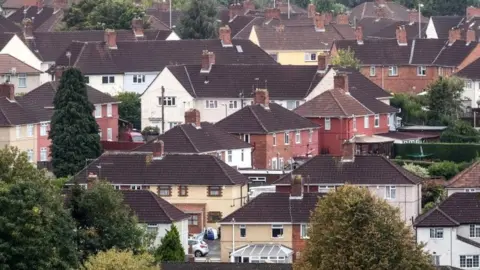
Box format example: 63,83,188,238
447,161,480,188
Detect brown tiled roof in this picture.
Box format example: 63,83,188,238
228,15,258,37
215,102,319,134
8,6,55,30
220,192,324,223
0,54,41,74
0,33,14,51
274,155,422,185
71,152,249,186
34,8,64,32
415,192,480,227
55,39,277,74
447,161,480,188
349,1,427,22
120,190,188,224
133,122,251,153
166,64,321,99
433,40,478,66
430,16,463,39
162,262,293,270
0,97,38,126
233,16,267,39
145,9,183,29
0,16,21,33
334,39,413,65
367,21,427,39
457,57,480,79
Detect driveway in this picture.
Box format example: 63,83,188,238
205,239,220,258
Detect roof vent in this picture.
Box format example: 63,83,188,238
236,45,243,53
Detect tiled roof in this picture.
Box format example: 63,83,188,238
334,39,413,65
71,152,249,186
162,262,293,270
0,97,38,126
8,6,55,30
409,39,449,65
415,192,480,227
166,64,320,99
228,15,258,37
430,16,463,39
145,9,183,29
433,40,478,67
120,190,188,224
34,8,64,32
274,155,422,185
447,161,480,188
0,33,14,51
349,1,427,22
55,39,277,74
367,21,427,39
133,122,251,153
457,57,480,79
233,16,267,39
220,192,323,223
0,16,21,33
0,54,41,74
215,102,319,134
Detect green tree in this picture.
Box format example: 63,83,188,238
421,0,477,16
391,93,428,125
0,146,46,184
426,76,464,125
296,185,434,270
428,161,459,180
177,0,219,39
68,182,145,261
49,68,101,178
440,120,480,143
82,249,157,270
116,92,141,129
154,224,185,262
0,180,79,269
314,0,335,13
294,0,310,9
403,163,430,178
331,48,361,70
421,181,446,212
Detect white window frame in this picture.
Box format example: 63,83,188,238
388,66,398,76
158,186,171,196
107,128,113,141
107,103,112,117
161,96,176,107
240,225,246,238
205,100,218,109
308,129,313,143
271,158,278,170
27,149,33,163
304,52,317,62
385,186,396,200
95,104,102,118
102,75,115,84
130,185,142,190
279,158,284,170
284,132,290,145
40,147,48,162
286,100,300,110
295,130,301,144
271,224,284,238
374,114,380,128
370,66,376,76
18,73,26,88
325,117,331,130
301,224,310,239
227,150,232,163
169,122,181,129
229,100,238,109
352,117,357,131
429,228,444,239
40,122,48,136
417,66,427,76
364,115,369,128
98,129,102,139
132,74,146,84
460,255,479,268
431,255,440,265
466,80,473,89
27,124,34,137
241,134,250,143
272,133,277,146
470,225,480,238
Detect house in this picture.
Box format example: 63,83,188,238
6,2,61,32
0,54,42,93
52,26,275,95
0,15,21,33
331,26,480,94
215,88,319,170
134,109,253,169
349,0,427,23
140,55,327,132
219,177,323,262
426,7,480,40
359,16,427,39
273,143,423,224
415,192,480,268
161,262,293,270
70,143,249,234
295,71,398,156
0,80,118,164
0,32,42,76
445,161,480,196
455,57,480,109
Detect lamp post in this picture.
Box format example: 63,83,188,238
418,3,424,38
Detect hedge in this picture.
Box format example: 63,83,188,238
394,143,480,163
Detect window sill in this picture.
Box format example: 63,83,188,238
271,236,284,239
207,195,222,197
301,237,310,240
18,86,27,88
417,75,426,77
388,75,398,77
304,60,317,62
95,116,102,118
370,74,376,77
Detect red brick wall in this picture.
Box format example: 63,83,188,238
96,103,119,141
292,224,307,261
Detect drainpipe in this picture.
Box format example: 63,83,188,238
232,218,236,256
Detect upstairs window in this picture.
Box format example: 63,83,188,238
178,186,188,196
240,225,247,237
301,224,310,239
18,73,26,88
272,133,277,146
388,66,398,76
325,117,331,130
470,225,480,238
374,114,380,127
102,75,115,84
304,52,317,62
107,103,112,117
205,100,218,109
95,104,102,118
308,129,313,143
364,115,369,128
417,66,427,76
158,186,171,196
284,132,290,145
385,186,396,200
370,66,376,76
295,130,301,144
27,124,34,137
272,224,284,238
229,100,238,109
207,186,222,197
133,74,146,84
465,80,473,89
40,122,49,136
160,96,176,106
429,228,443,239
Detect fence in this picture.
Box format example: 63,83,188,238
394,143,480,163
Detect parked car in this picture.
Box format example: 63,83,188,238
188,238,209,257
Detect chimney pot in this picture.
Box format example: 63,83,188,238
334,74,349,92
335,13,349,25
184,109,201,127
0,83,15,100
467,28,476,45
200,50,215,73
254,88,269,107
104,29,117,49
152,139,165,159
132,17,144,37
448,27,461,45
355,26,363,44
22,18,33,39
307,4,315,18
341,142,355,162
314,12,325,32
396,25,407,46
290,175,303,198
219,25,233,47
87,172,98,189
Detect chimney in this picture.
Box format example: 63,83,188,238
307,3,315,18
375,0,386,8
375,7,386,19
264,8,280,20
254,88,269,107
448,27,461,45
184,108,201,128
87,172,98,190
334,73,349,92
341,142,355,162
396,25,407,46
0,83,15,100
229,3,243,20
132,17,144,37
467,28,476,45
53,0,67,11
104,29,117,49
409,9,418,24
22,18,33,39
355,26,363,45
54,66,64,81
314,12,325,32
152,139,165,159
336,13,349,25
243,0,254,11
200,50,215,73
275,24,285,32
219,25,233,47
467,6,480,21
317,54,327,73
324,12,333,25
290,175,303,198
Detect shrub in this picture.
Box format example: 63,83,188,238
403,163,430,178
428,161,459,180
141,126,160,136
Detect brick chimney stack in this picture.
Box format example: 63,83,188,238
355,26,363,45
375,7,386,19
254,88,269,107
317,54,327,73
22,18,33,39
314,12,325,32
229,3,243,20
36,0,43,11
264,8,280,20
448,27,461,45
87,172,98,190
0,83,15,100
341,142,355,162
336,13,349,25
104,29,117,49
219,25,233,47
467,28,476,45
153,1,169,11
54,66,64,81
152,139,165,159
307,4,315,18
467,6,480,21
334,74,349,92
200,50,215,73
324,12,333,25
184,108,201,128
290,175,303,198
409,9,419,24
132,17,144,37
396,25,407,46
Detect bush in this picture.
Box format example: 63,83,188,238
403,163,430,178
440,120,480,143
141,126,160,136
392,159,433,168
394,143,480,163
428,161,459,180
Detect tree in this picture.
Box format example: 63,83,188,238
296,185,434,270
331,48,361,70
82,249,157,270
428,161,459,180
391,93,428,125
177,0,219,39
49,68,101,178
421,181,446,213
421,0,477,16
403,163,430,178
426,76,464,125
440,120,480,143
294,0,310,9
63,0,147,30
154,225,185,262
314,0,335,13
116,92,141,129
0,146,45,184
68,182,145,261
0,180,78,269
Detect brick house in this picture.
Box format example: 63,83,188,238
215,88,320,170
331,25,480,94
295,72,397,156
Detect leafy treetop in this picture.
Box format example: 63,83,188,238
331,48,361,70
82,249,157,270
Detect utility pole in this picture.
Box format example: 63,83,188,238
169,0,172,29
161,86,165,134
418,3,424,38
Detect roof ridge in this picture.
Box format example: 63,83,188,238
248,106,269,133
233,16,258,39
212,155,236,185
431,40,450,64
183,65,197,98
447,161,480,187
328,89,349,116
149,191,175,222
345,88,374,114
436,207,460,226
178,124,201,153
72,42,87,68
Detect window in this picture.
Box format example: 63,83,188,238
271,157,278,170
208,186,222,197
18,73,26,88
286,100,300,110
374,114,380,127
178,186,188,196
240,225,246,237
271,224,284,238
158,186,171,196
304,52,317,62
370,66,376,76
295,130,301,144
272,133,277,146
27,149,33,163
279,158,284,169
229,100,238,109
431,255,440,265
284,132,290,145
364,115,369,128
470,225,480,238
466,188,477,192
460,255,479,268
388,66,398,76
102,75,115,84
130,185,142,190
352,117,357,131
207,211,222,223
308,129,313,143
40,122,48,136
249,176,266,186
188,215,198,225
270,53,278,62
133,74,145,84
325,117,331,130
227,150,232,163
113,185,121,190
417,66,427,76
147,225,158,235
107,128,113,141
16,125,21,138
241,149,244,162
429,228,443,239
386,186,396,199
107,104,112,117
95,104,102,118
241,134,250,143
27,124,33,137
40,147,47,161
301,224,309,239
84,76,89,84
205,100,218,108
160,96,176,106
466,80,473,89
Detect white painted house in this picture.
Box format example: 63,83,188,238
456,58,480,111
